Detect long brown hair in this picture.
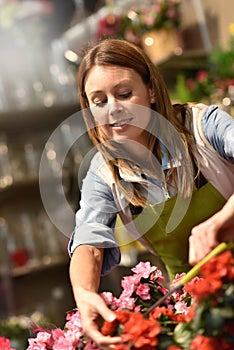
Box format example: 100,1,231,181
77,38,197,206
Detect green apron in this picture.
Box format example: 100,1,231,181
132,182,226,281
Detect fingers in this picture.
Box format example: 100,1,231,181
189,218,219,265
188,233,215,265
78,293,122,348
87,330,122,349
188,201,234,265
83,316,122,349
96,299,117,323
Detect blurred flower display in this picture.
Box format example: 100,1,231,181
25,250,234,349
96,0,183,63
171,24,234,113
97,0,182,44
119,0,182,44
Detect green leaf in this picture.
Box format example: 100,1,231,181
173,322,194,349
205,308,225,336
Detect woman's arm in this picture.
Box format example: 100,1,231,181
69,245,121,347
189,193,234,265
68,153,123,346
202,105,234,162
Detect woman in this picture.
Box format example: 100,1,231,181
69,38,234,347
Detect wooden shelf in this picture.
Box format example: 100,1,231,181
0,102,78,320
12,255,69,278
0,103,80,136
159,49,208,70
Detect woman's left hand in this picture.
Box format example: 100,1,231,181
189,194,234,265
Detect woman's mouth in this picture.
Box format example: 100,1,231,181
110,118,133,128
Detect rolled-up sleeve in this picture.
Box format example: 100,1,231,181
202,105,234,162
68,159,121,275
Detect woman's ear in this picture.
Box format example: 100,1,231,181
149,88,156,103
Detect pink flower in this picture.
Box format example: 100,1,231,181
144,13,155,27
65,330,84,348
65,309,83,335
53,336,76,350
171,273,186,287
166,8,176,19
157,285,169,295
84,340,102,350
34,332,51,343
196,70,209,82
27,331,53,349
100,291,115,305
150,268,165,283
187,78,195,91
174,300,189,314
51,328,65,339
117,296,136,310
27,338,47,349
121,274,140,297
131,261,156,279
136,283,151,300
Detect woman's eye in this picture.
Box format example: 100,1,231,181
118,92,132,99
94,101,107,108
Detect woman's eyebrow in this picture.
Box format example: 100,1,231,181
87,80,132,96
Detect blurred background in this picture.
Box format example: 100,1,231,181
0,1,233,348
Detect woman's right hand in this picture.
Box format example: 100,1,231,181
75,287,122,348
70,245,122,348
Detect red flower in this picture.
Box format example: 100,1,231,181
150,305,187,323
101,318,118,336
185,251,234,302
168,345,183,350
97,15,122,40
150,306,174,320
121,312,161,348
196,70,209,82
183,303,196,322
200,251,234,282
184,277,222,301
114,345,129,350
116,310,132,324
0,337,15,350
190,334,231,350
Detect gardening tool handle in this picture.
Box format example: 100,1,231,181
179,241,234,286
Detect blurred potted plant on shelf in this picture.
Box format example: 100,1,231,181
97,0,183,63
171,23,234,115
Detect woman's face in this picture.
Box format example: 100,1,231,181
84,65,153,147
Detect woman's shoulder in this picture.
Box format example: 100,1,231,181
89,150,105,169
88,151,115,187
188,103,234,162
187,102,233,135
190,103,234,140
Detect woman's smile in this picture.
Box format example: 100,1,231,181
110,117,133,128
84,65,152,146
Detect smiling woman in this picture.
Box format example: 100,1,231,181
69,38,234,348
85,65,152,145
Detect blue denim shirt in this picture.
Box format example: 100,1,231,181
68,105,234,275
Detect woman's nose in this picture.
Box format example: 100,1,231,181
109,101,124,116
